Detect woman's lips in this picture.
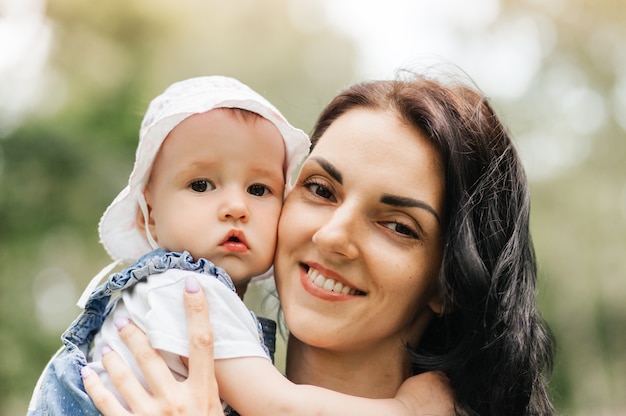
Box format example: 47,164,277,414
300,263,366,298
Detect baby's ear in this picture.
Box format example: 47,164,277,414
136,203,146,233
137,190,156,239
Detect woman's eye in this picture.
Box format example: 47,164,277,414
304,181,335,201
384,221,420,239
248,184,270,197
190,180,215,193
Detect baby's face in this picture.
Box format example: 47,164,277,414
143,109,285,285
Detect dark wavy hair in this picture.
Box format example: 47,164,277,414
310,74,555,416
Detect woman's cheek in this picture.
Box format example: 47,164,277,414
278,194,315,244
275,198,304,282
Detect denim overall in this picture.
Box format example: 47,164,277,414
28,249,275,415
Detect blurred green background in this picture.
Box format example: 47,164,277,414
1,0,624,414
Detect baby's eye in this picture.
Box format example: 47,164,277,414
248,184,270,197
383,221,420,240
190,180,215,193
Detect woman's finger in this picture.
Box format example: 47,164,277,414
99,344,157,412
183,275,215,389
114,318,177,400
82,364,132,416
182,275,223,416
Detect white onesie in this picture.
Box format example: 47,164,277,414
88,268,269,408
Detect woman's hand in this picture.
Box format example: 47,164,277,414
82,275,224,415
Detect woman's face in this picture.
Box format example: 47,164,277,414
274,108,446,355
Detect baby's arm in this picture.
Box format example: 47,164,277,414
394,371,456,415
215,356,454,416
86,275,454,416
136,271,453,414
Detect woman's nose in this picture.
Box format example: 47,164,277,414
312,203,359,260
218,188,250,223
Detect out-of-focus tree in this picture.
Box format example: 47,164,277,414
0,1,356,413
494,0,626,414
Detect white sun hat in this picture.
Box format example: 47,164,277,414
97,75,310,264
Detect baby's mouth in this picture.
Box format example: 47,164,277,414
220,230,248,252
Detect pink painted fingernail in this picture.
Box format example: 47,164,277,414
81,366,92,378
185,275,200,293
114,317,130,330
102,345,112,355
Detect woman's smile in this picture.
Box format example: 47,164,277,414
301,262,365,298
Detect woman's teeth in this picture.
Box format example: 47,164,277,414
307,268,358,295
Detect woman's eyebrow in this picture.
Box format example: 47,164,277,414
309,156,343,184
380,194,441,224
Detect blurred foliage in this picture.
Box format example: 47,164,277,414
493,0,626,414
0,0,624,415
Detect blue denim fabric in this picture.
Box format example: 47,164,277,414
28,249,275,415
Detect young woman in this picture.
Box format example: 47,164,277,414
84,73,555,416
